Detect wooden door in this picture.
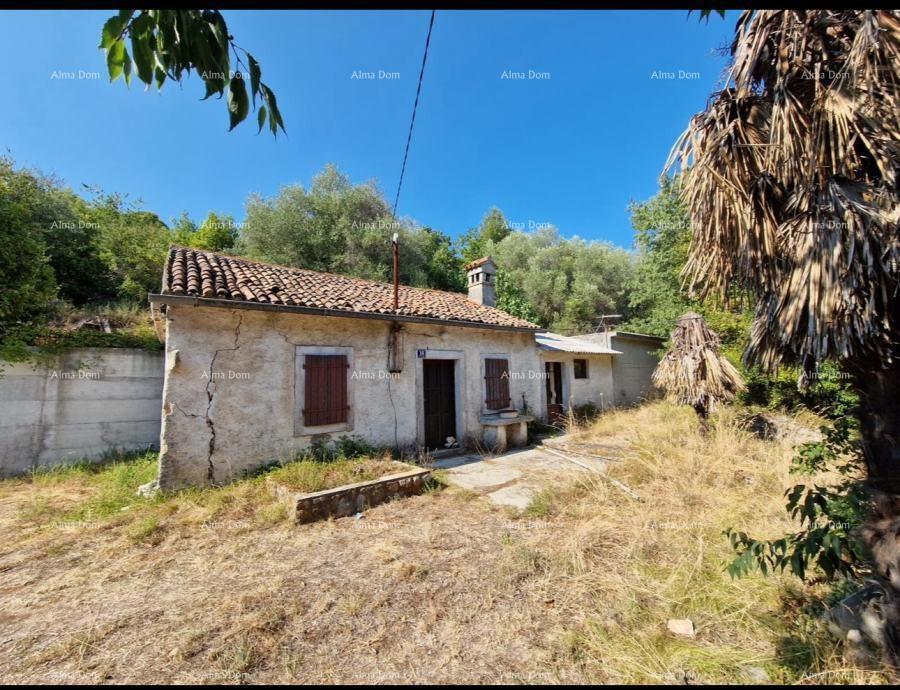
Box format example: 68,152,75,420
423,359,456,449
545,361,564,423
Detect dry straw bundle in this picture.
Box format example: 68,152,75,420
652,312,746,418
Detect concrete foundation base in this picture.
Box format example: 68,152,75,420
480,415,531,453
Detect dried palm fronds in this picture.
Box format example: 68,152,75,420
667,10,900,372
652,312,746,414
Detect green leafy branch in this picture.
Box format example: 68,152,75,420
726,417,870,582
99,9,285,135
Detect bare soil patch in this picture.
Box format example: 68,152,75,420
0,483,588,684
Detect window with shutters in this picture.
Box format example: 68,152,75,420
303,354,349,426
483,357,511,410
295,346,353,435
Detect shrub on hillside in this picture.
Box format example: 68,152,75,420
0,159,57,333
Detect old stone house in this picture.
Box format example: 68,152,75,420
146,248,663,491
148,249,545,490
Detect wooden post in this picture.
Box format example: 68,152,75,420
392,232,399,312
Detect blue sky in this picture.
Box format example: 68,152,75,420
2,9,734,249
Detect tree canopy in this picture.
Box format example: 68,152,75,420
0,160,57,332
1,158,638,342
0,157,244,336
622,176,750,347
482,221,634,333
239,165,463,291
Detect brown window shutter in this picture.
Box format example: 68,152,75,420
304,354,348,426
484,358,511,410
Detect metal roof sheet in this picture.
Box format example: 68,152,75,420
536,332,621,355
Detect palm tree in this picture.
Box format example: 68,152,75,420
668,9,900,665
652,312,745,431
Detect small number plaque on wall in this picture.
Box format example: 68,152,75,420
417,349,427,358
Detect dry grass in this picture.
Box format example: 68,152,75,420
271,457,400,493
0,455,585,684
533,402,889,684
49,300,153,331
0,402,889,684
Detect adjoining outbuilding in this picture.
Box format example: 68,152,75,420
535,332,619,422
536,330,664,420
575,330,665,406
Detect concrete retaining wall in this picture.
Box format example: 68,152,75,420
0,348,164,475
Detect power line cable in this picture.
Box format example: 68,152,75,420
392,10,436,218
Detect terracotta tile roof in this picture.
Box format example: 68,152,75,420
160,247,541,330
464,256,495,271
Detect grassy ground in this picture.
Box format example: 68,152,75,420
529,403,886,684
272,456,401,493
1,452,408,548
0,402,888,684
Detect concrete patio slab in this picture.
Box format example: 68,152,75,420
435,442,606,510
441,462,524,492
431,453,482,470
482,484,544,510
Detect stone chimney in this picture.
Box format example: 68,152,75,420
465,257,496,307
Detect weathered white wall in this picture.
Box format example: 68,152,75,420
0,349,164,476
537,353,615,412
610,335,663,406
157,305,544,490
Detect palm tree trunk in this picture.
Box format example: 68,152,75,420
693,402,710,435
854,353,900,669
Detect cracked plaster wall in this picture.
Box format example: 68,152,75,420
157,304,544,490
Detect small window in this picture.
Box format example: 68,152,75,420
574,359,589,379
484,358,511,410
303,354,349,426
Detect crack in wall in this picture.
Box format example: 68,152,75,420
273,322,303,347
204,312,243,483
167,401,202,419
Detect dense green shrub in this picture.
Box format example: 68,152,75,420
0,159,57,333
0,324,162,364
741,361,858,420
